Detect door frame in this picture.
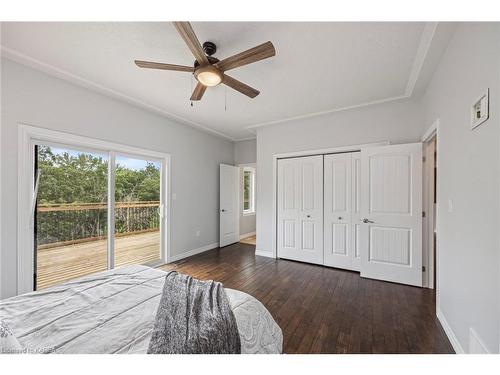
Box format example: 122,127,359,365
270,141,389,259
422,119,440,289
17,123,171,295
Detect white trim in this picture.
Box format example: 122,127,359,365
247,22,438,132
422,119,439,290
422,118,439,142
271,141,389,259
242,166,256,215
107,152,116,269
1,47,233,141
239,231,256,240
422,126,438,289
404,22,438,96
17,123,171,294
437,307,464,354
2,22,438,140
233,136,257,142
255,250,274,258
246,95,409,131
469,327,491,354
168,242,219,262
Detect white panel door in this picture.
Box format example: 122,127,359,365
277,155,323,265
359,143,422,286
323,153,353,270
220,164,239,247
351,152,362,271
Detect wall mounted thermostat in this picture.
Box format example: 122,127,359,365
471,89,489,130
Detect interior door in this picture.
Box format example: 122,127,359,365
277,155,323,265
220,164,239,247
351,152,362,271
359,143,423,286
323,153,353,270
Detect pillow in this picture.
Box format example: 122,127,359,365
0,320,22,354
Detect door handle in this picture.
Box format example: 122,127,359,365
221,209,226,213
362,218,374,224
306,215,311,218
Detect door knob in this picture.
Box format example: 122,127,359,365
338,216,342,220
221,209,226,212
362,218,374,223
306,215,311,218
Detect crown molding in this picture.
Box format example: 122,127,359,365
0,46,235,141
246,22,438,132
233,136,257,142
1,22,439,141
246,94,409,130
404,22,438,96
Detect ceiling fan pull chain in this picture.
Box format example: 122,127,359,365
224,85,227,111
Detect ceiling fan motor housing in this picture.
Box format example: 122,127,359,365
202,41,217,56
136,23,275,100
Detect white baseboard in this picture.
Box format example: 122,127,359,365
469,327,490,354
255,249,275,258
437,307,464,354
239,231,256,240
168,242,219,262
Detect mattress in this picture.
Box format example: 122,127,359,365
0,265,282,354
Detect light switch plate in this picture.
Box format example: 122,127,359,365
471,89,489,130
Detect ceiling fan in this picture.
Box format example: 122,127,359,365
135,22,276,101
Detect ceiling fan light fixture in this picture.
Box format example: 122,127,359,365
195,65,222,87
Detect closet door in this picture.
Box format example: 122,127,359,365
351,152,362,271
277,155,323,265
323,153,353,270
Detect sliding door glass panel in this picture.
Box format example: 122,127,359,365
35,145,108,289
114,155,161,267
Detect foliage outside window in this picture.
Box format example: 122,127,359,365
36,145,161,246
243,167,255,215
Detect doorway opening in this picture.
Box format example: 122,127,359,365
33,143,164,290
239,164,256,246
423,134,437,289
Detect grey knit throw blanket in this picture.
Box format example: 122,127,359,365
147,271,241,354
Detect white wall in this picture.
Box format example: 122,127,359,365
234,139,256,165
234,139,256,236
421,23,500,353
255,98,425,256
0,58,234,299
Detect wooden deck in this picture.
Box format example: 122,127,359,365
36,231,160,290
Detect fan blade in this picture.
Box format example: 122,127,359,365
190,82,207,101
172,22,209,65
222,75,260,98
135,60,194,72
215,41,275,72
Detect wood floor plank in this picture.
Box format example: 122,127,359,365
158,242,454,354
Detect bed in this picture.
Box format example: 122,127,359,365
0,265,283,354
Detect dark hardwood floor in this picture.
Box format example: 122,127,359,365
159,242,454,354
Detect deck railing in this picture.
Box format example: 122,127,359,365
36,201,160,248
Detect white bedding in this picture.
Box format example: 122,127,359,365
0,265,282,354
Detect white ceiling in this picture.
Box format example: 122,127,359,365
1,22,439,140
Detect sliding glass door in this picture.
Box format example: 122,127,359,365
34,144,164,290
114,154,161,267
